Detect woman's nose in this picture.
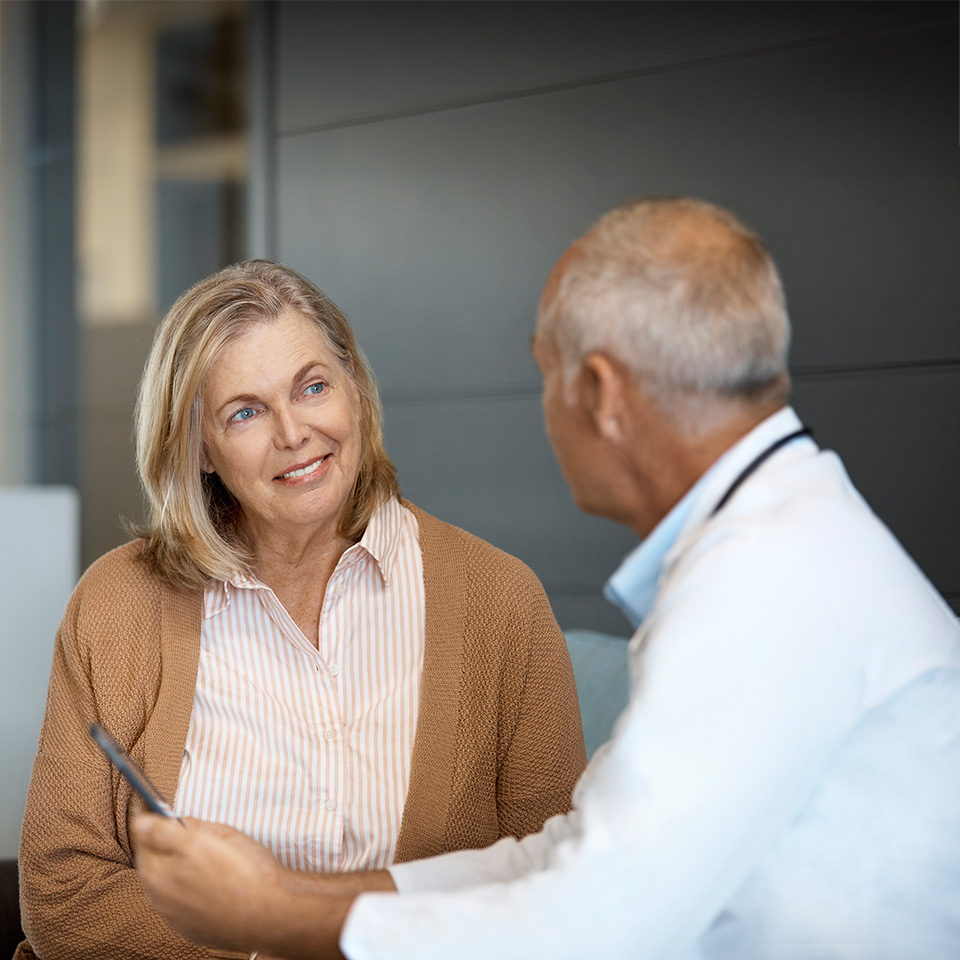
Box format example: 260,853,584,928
273,407,309,449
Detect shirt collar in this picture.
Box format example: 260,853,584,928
350,496,405,587
603,406,807,628
204,497,404,619
602,474,703,630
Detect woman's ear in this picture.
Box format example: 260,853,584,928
579,352,629,442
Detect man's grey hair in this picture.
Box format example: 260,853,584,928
539,197,791,434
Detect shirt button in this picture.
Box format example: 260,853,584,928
324,728,337,739
334,584,344,598
330,664,340,677
324,800,337,812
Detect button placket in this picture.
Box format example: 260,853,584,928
316,573,344,722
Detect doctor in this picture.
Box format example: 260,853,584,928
135,197,960,960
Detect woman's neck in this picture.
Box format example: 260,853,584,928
242,520,360,647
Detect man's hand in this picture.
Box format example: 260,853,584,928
134,814,284,953
134,814,397,960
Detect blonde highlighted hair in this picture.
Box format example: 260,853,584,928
133,260,399,589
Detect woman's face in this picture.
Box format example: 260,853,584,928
200,311,363,549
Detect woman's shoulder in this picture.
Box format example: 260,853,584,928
77,539,150,587
64,541,203,656
69,540,177,618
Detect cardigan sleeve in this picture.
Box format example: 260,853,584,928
16,547,242,960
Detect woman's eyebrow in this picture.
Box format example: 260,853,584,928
216,392,259,416
293,360,330,383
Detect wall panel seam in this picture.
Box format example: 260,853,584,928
379,361,960,407
793,359,960,382
276,15,957,140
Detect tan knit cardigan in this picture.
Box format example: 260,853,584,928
16,504,586,960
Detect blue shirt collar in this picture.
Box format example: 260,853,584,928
602,475,704,629
603,406,807,628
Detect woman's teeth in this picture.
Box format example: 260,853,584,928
280,457,324,480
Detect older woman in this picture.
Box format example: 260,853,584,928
16,261,586,960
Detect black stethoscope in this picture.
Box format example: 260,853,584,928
708,427,813,518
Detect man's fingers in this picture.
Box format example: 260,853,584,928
134,813,184,854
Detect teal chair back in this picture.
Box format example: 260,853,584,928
564,630,631,758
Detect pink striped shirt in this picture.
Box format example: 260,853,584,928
173,498,425,873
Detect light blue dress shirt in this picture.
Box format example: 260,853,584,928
603,475,702,629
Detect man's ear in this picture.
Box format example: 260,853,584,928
578,352,629,442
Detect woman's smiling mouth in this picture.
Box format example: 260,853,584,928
276,455,329,481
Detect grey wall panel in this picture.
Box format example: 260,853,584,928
277,1,946,134
764,179,959,370
385,394,638,594
278,20,958,394
792,369,960,600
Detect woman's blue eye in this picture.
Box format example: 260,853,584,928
229,407,256,423
304,382,326,396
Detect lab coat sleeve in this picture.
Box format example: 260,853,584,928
341,524,866,960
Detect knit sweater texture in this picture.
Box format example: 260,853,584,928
17,503,586,959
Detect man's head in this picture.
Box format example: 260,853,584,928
534,198,792,535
